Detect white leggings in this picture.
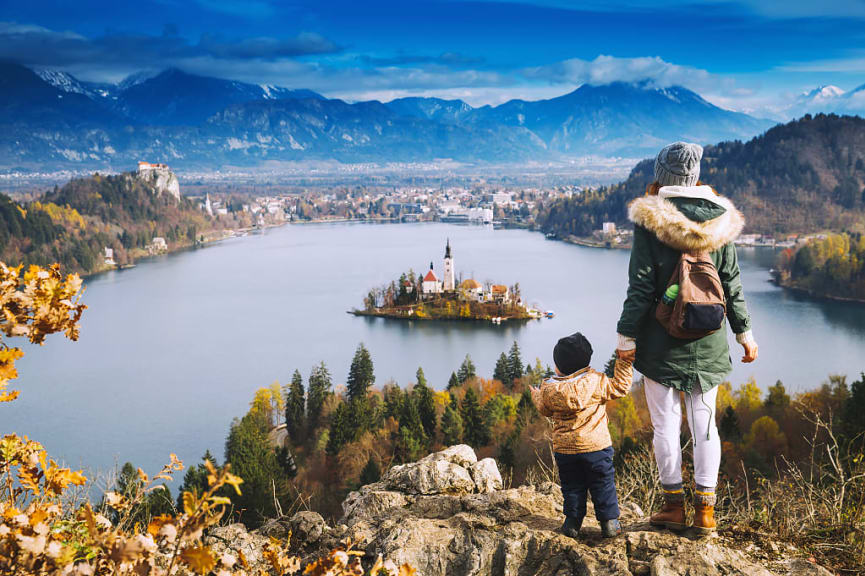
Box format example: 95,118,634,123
643,377,721,490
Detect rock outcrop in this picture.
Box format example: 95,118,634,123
133,165,181,201
208,446,831,576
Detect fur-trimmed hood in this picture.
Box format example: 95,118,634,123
628,185,744,253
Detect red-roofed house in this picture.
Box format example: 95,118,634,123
422,262,442,297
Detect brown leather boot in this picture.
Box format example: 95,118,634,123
693,503,716,534
649,499,686,531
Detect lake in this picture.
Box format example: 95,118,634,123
6,222,865,478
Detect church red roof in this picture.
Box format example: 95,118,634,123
423,270,439,282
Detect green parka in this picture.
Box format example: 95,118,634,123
616,186,752,393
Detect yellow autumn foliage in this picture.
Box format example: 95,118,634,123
0,261,414,575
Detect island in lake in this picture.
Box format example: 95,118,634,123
351,239,549,323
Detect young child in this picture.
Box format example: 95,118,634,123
531,332,635,539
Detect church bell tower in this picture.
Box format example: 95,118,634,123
443,239,455,291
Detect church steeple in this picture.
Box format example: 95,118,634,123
443,238,455,292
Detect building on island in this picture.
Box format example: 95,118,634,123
103,247,116,267
602,222,617,235
422,263,443,297
491,284,511,304
460,278,482,300
443,239,455,292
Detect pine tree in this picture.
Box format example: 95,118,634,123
441,404,464,445
395,396,427,462
516,389,537,426
307,362,332,432
327,402,351,456
382,384,404,420
447,372,460,390
177,450,219,509
347,343,375,401
416,366,428,388
285,369,305,444
359,455,381,486
224,413,284,525
460,387,490,447
493,352,511,386
507,341,524,384
457,354,476,383
414,368,437,440
719,405,741,441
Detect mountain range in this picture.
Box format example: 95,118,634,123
538,114,865,236
0,61,792,171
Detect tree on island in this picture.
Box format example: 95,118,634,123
285,369,305,445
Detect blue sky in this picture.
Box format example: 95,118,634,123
2,0,865,116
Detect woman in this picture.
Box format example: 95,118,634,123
616,141,758,534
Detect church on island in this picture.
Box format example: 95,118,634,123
353,238,543,322
421,239,512,305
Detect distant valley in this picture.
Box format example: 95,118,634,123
0,61,776,171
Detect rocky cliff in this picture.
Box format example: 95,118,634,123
207,446,832,576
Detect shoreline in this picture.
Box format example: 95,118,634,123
771,278,865,306
350,309,536,323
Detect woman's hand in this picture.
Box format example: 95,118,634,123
616,348,636,362
741,341,758,363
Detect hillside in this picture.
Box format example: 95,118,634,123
0,62,775,169
537,114,865,237
0,169,215,274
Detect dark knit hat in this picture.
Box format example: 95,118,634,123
654,141,703,187
553,332,593,376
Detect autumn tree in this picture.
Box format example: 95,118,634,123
0,263,86,403
285,369,305,444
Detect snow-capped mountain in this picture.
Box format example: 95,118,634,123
1,61,777,170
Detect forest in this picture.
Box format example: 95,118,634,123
0,172,230,275
146,342,865,573
774,232,865,301
537,114,865,238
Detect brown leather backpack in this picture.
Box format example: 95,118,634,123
655,252,726,340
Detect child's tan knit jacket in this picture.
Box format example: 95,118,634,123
535,357,634,454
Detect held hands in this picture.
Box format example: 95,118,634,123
616,348,636,362
741,341,758,363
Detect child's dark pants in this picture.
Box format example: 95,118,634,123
554,446,619,521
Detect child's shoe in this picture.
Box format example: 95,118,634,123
561,516,583,539
649,500,686,531
600,518,622,538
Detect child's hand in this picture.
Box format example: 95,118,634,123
530,386,542,407
616,348,636,362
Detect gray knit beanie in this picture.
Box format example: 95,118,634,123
654,142,703,187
